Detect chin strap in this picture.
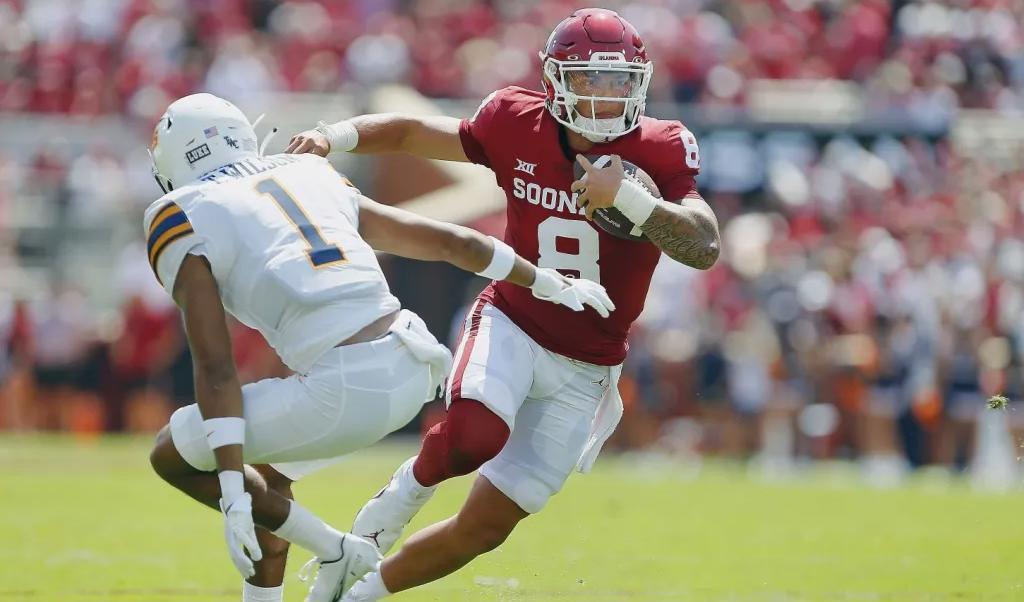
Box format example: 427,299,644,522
259,127,279,157
251,112,279,156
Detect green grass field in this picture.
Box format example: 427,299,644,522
1,435,1022,601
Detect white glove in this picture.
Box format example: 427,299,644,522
530,268,616,318
220,488,263,577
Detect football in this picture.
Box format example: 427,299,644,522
574,155,667,242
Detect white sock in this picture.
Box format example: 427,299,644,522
242,582,283,602
272,500,345,559
403,456,433,493
345,567,391,601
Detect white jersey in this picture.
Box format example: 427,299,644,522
143,153,400,373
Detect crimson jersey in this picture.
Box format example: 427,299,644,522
459,86,702,365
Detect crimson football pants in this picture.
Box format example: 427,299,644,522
412,398,510,487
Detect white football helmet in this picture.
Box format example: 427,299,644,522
149,93,258,193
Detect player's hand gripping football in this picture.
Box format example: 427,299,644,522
219,491,263,577
572,154,625,220
530,268,616,318
285,128,331,156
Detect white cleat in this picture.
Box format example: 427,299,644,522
339,572,383,602
301,534,382,602
351,456,435,553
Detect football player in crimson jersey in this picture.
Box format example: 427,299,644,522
287,7,719,600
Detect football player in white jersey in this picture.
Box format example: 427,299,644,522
144,93,615,602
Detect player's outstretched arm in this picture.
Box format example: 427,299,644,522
357,195,531,286
286,114,469,162
173,254,262,577
358,196,615,317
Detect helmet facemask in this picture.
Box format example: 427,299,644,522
149,115,174,194
543,52,652,143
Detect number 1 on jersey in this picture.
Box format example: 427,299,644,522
255,178,346,267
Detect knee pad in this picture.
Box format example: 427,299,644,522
445,398,510,475
479,459,558,514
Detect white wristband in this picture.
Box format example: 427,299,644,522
203,417,245,449
613,178,658,227
476,237,516,281
315,120,359,154
217,470,245,504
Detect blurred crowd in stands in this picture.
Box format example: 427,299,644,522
624,137,1024,476
2,0,1023,477
0,0,1021,117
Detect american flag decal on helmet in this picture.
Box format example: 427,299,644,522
203,126,219,138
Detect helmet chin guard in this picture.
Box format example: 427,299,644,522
574,115,628,143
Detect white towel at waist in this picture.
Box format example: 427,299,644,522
389,309,453,399
576,364,623,473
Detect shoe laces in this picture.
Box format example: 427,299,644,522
299,538,348,584
298,556,321,583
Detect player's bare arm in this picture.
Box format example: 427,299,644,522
172,252,263,576
286,114,468,162
173,253,244,473
357,196,615,317
636,194,719,269
573,154,720,270
357,196,532,287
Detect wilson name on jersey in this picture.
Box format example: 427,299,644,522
143,153,400,373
